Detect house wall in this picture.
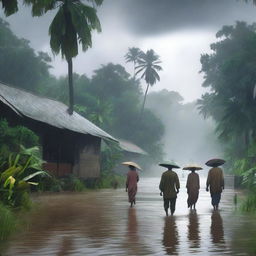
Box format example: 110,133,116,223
42,130,102,179
0,102,102,179
73,136,101,179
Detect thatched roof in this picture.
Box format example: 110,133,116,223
0,82,117,141
118,139,147,155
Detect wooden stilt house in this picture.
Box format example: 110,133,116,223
0,82,117,179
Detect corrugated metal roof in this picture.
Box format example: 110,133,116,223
0,82,117,142
118,139,147,155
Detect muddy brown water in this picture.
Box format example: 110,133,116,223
3,177,256,255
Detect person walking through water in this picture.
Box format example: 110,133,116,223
206,158,225,210
159,161,180,216
122,162,141,207
183,165,202,210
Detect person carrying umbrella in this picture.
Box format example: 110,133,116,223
122,161,141,207
159,161,180,216
206,159,225,210
183,165,202,210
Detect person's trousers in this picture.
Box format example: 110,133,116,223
211,193,221,206
164,197,177,214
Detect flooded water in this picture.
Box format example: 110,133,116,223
3,177,256,255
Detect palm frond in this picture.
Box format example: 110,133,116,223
136,49,162,86
125,47,142,63
24,0,58,16
135,67,145,76
1,0,18,16
87,0,103,7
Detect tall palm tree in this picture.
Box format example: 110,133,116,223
25,0,103,114
124,47,142,78
135,49,162,116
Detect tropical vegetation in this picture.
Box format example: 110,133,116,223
25,0,103,114
198,21,256,211
125,47,142,78
135,49,162,116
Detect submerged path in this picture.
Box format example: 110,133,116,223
3,177,256,255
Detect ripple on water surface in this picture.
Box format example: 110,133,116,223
3,177,256,255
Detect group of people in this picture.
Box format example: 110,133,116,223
124,159,225,216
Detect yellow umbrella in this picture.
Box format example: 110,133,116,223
122,161,142,170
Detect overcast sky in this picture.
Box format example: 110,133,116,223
1,0,256,102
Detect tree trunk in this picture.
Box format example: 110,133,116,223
67,58,74,115
133,61,136,79
140,83,150,118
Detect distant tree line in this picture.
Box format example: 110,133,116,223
0,18,164,164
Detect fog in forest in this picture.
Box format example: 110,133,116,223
146,90,223,167
2,0,256,101
1,0,256,174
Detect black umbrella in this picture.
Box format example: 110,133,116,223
159,161,180,169
183,165,203,171
205,158,225,167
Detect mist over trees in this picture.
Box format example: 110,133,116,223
146,89,222,166
197,21,256,207
0,18,164,164
0,19,53,93
198,22,256,166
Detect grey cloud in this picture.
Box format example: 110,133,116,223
2,0,256,50
116,0,256,35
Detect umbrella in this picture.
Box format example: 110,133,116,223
122,161,142,170
159,161,180,169
205,158,225,167
183,165,203,171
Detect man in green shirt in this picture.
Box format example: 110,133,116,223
159,162,180,216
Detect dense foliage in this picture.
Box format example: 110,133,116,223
198,22,256,210
0,18,164,169
0,19,53,93
49,63,165,164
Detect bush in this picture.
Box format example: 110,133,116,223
0,149,48,208
0,119,39,161
241,194,256,212
98,173,125,189
0,204,16,242
73,177,86,192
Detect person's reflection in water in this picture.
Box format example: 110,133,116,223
125,207,150,255
210,211,225,244
187,210,200,249
57,236,73,256
162,217,179,255
127,208,138,240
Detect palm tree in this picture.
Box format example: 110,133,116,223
0,0,18,16
124,47,142,78
135,49,162,116
25,0,103,114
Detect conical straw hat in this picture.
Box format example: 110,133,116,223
122,161,142,170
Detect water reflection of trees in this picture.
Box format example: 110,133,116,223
210,211,225,244
187,211,200,248
162,217,179,255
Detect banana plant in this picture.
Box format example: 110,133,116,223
0,147,50,207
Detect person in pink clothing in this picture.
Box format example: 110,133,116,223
126,165,139,207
